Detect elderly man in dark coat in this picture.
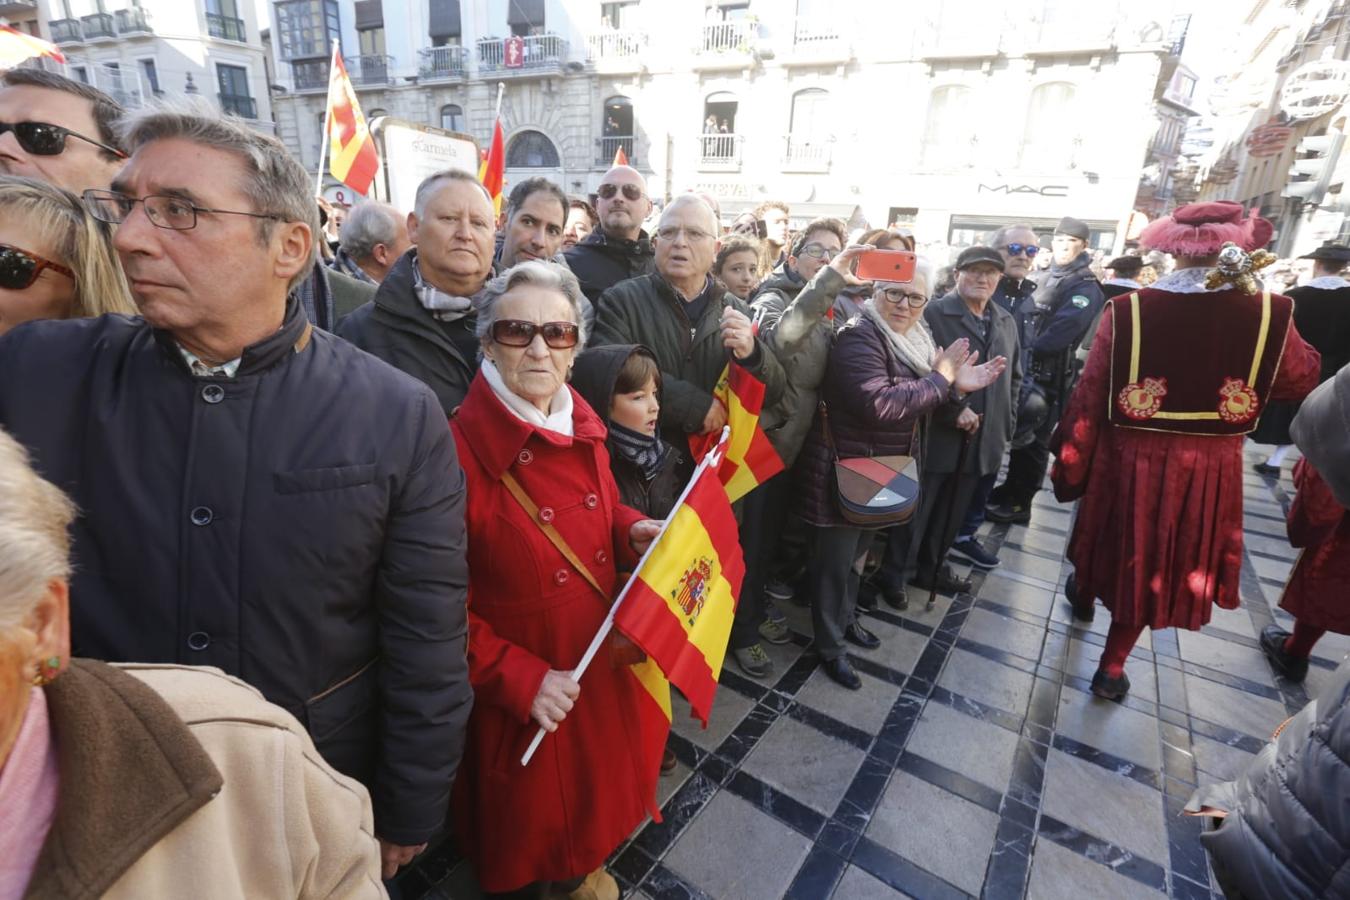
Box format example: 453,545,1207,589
0,108,472,881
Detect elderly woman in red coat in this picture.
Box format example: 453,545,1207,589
1051,202,1321,701
450,259,665,900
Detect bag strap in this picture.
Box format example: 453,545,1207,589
818,400,839,461
501,470,608,601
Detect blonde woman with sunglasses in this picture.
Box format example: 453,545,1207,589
0,175,132,335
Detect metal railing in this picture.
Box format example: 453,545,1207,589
781,134,831,169
793,19,839,45
280,37,329,61
347,54,393,85
0,0,38,13
596,136,636,165
207,12,246,42
699,132,742,164
80,13,114,39
477,34,568,70
701,20,753,53
220,95,257,119
49,18,82,43
293,64,328,91
419,45,468,78
89,63,143,109
115,7,152,33
587,30,647,59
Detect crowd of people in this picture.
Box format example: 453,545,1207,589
0,66,1349,900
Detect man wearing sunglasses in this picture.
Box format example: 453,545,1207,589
564,164,655,304
0,69,127,193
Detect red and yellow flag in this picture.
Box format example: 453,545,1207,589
0,25,64,68
613,144,629,166
689,363,784,503
325,47,378,195
478,117,505,216
614,442,745,725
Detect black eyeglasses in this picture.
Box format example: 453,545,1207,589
490,319,580,349
0,243,74,289
83,189,286,231
878,287,928,309
796,243,837,261
0,120,126,159
1005,243,1040,258
597,182,644,201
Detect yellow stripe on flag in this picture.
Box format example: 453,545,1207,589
722,383,764,501
631,657,671,721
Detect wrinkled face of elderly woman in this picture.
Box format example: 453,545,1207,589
873,270,931,336
482,283,580,413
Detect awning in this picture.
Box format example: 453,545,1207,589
428,0,461,38
507,0,544,27
354,0,383,29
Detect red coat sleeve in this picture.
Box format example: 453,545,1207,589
1050,305,1113,501
1269,321,1321,402
1288,458,1347,549
466,599,551,724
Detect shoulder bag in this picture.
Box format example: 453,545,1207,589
820,401,922,527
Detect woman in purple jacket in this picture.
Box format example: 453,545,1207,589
793,259,1006,688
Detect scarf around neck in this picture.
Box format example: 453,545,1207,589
411,249,484,322
609,420,670,481
863,298,936,376
481,358,575,436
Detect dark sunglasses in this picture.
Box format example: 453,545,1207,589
1005,243,1040,258
0,243,74,289
0,120,126,158
597,182,644,201
490,319,580,349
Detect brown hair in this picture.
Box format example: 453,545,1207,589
714,234,762,276
790,217,848,257
1,68,125,159
857,227,915,251
753,199,789,220
614,348,661,395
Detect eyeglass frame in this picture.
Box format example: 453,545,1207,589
0,120,127,159
877,286,929,309
82,189,287,231
795,242,838,261
0,243,75,289
489,319,581,349
1004,242,1040,258
596,182,645,201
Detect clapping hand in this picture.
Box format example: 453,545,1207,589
954,353,1007,393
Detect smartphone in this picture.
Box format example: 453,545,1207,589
855,249,917,283
754,219,768,239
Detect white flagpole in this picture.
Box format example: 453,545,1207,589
314,39,338,196
519,427,730,767
494,81,505,119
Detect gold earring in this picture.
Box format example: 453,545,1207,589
31,655,60,687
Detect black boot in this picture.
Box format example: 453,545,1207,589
1065,573,1094,622
1090,668,1131,701
1259,624,1309,682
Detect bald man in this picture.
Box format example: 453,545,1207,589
565,164,657,304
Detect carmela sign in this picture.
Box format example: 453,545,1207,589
370,117,479,214
978,183,1069,198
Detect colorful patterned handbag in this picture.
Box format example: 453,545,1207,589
820,402,922,527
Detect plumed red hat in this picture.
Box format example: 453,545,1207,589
1137,201,1274,255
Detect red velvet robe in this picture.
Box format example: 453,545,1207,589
1051,290,1320,629
450,375,664,892
1280,459,1350,633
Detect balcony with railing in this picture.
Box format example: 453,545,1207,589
781,134,832,172
115,7,152,34
292,64,328,91
88,62,143,109
0,0,37,14
1024,18,1119,55
587,30,647,72
785,18,850,65
220,94,258,119
698,132,742,170
477,34,569,74
695,20,755,70
596,136,636,166
207,12,246,42
347,55,393,86
49,18,82,43
419,45,468,79
80,13,115,39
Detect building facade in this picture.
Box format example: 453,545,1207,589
269,0,1189,255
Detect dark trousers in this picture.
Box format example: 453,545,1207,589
730,473,790,650
957,472,998,540
879,467,981,588
997,416,1053,505
806,525,873,660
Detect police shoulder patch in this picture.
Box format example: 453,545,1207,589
1071,294,1090,308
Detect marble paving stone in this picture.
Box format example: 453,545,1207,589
1053,607,1155,652
937,647,1035,718
1243,515,1291,538
742,715,866,816
1041,748,1168,865
657,761,694,809
1304,663,1340,699
896,591,953,629
672,686,755,751
1249,553,1293,583
1062,637,1159,704
664,790,813,900
795,666,903,735
1054,684,1163,770
1192,734,1258,783
979,573,1056,619
1206,602,1257,639
865,769,1000,896
831,865,912,899
857,614,930,675
759,635,808,680
1242,531,1298,561
904,698,1020,793
998,548,1066,585
1004,525,1069,557
1184,673,1288,740
961,606,1048,662
1311,630,1350,666
1177,630,1275,687
1027,835,1164,900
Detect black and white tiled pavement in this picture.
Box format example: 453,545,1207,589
412,445,1347,899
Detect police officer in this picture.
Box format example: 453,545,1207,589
987,216,1104,524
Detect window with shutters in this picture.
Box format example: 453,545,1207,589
429,0,462,45
506,130,560,168
508,0,545,36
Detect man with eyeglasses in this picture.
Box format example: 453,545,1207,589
0,107,473,884
987,216,1104,525
564,164,656,305
0,69,127,193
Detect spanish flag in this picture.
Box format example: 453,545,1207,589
478,116,505,217
614,437,745,725
324,46,379,195
0,25,64,68
689,363,784,503
613,144,629,166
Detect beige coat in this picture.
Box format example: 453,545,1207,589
25,659,385,899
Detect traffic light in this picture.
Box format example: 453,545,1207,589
1283,132,1346,205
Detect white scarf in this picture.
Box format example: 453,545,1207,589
1306,275,1350,290
481,358,575,437
863,298,936,375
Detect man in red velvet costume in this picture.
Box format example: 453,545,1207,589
1050,201,1321,700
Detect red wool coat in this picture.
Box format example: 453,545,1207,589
1051,292,1320,629
1279,459,1350,633
450,374,664,893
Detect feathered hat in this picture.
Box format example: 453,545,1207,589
1137,201,1274,255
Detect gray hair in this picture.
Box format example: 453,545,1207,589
119,98,318,292
0,428,76,630
475,260,589,349
339,201,402,263
414,168,492,219
874,254,936,296
987,223,1037,247
658,193,718,236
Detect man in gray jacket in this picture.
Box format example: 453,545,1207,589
1291,361,1350,506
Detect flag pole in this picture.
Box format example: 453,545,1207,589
314,39,337,196
520,426,731,767
494,81,505,119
